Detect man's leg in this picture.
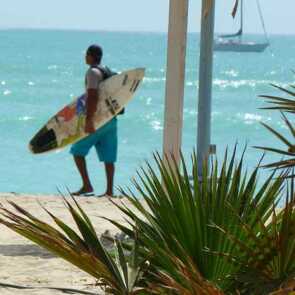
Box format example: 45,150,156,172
73,155,94,194
104,162,115,196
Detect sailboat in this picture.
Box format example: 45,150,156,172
214,0,269,52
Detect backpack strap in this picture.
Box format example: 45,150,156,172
90,65,108,79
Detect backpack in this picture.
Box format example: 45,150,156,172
95,65,117,80
93,65,125,115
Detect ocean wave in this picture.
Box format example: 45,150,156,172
145,112,156,120
143,77,166,83
146,97,152,105
1,81,6,86
186,81,197,87
212,79,289,89
150,120,163,131
184,108,197,116
142,75,292,91
184,79,291,90
146,68,165,74
223,70,239,77
48,65,58,70
183,79,291,90
214,79,257,89
18,116,33,121
236,112,271,125
3,90,11,96
28,81,35,86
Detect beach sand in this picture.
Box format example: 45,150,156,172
0,193,132,295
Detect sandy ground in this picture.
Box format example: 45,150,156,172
0,193,133,295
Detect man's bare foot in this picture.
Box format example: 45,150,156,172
72,187,94,196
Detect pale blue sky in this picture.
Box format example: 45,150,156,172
1,0,294,35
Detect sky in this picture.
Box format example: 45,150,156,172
0,0,294,35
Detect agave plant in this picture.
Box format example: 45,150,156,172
256,83,295,172
210,183,295,295
106,148,284,291
0,197,148,295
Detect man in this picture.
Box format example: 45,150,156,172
71,44,118,197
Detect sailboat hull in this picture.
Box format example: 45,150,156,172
214,0,270,53
214,40,269,53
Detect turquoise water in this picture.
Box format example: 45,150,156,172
0,29,294,195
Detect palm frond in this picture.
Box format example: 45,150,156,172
149,251,225,295
106,148,284,290
260,122,293,148
210,187,295,295
255,108,295,171
0,197,148,294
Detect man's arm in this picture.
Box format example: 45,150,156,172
85,68,103,133
85,88,98,133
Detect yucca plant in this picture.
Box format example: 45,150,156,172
256,83,295,172
106,148,284,291
0,197,148,295
210,183,295,295
147,243,225,295
0,148,289,294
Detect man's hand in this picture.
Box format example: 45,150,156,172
85,117,95,134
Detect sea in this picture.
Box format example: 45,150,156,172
0,29,294,196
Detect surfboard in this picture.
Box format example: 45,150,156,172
29,68,145,154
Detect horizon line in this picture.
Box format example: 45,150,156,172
0,26,294,36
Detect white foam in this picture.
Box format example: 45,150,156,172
223,69,239,77
28,81,35,86
18,116,33,121
184,108,197,116
146,97,152,105
3,90,11,95
145,112,156,120
143,77,166,83
1,81,6,86
214,79,256,89
236,112,271,125
186,81,197,87
150,120,163,131
48,65,58,70
213,79,290,89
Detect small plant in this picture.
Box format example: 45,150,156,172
0,148,293,294
107,149,284,291
210,187,295,294
0,197,148,294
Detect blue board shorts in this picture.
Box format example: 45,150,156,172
70,118,117,163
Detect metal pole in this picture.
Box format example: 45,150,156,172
162,0,189,165
197,0,215,174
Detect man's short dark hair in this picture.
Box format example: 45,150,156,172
87,44,103,64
